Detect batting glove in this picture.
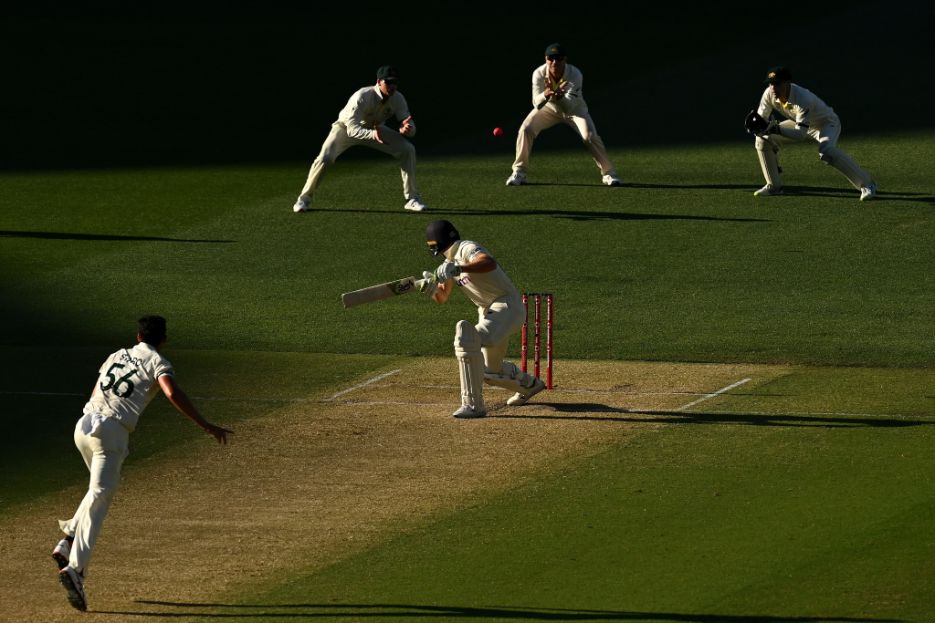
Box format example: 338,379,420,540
435,261,462,282
419,270,438,294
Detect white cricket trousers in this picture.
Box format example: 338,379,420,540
59,412,129,575
299,122,420,201
755,118,872,190
512,106,617,177
475,293,526,372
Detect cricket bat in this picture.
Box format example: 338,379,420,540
341,276,427,309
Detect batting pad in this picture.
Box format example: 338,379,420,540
454,320,486,411
484,361,536,393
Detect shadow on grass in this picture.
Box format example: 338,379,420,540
495,405,931,428
315,208,768,223
505,181,935,205
741,186,934,205
0,230,234,243
102,601,903,622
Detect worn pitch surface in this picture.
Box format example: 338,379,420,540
0,359,777,622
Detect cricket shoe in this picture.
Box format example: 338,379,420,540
505,172,527,186
452,405,487,419
602,174,622,187
753,184,783,197
52,537,71,570
59,566,87,612
404,198,427,212
859,182,877,202
293,197,312,213
506,378,546,406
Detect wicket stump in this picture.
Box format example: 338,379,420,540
520,292,554,389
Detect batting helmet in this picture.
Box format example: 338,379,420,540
426,219,460,256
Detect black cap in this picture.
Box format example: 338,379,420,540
765,66,792,84
376,65,399,82
544,43,566,58
425,220,460,256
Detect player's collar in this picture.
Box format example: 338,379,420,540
443,240,463,261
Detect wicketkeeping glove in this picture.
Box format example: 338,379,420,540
744,110,769,136
435,261,462,282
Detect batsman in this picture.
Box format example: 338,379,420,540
421,220,546,418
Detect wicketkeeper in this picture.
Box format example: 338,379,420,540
745,66,877,201
421,220,546,418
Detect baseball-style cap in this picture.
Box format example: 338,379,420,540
765,66,792,84
376,65,399,82
544,43,566,58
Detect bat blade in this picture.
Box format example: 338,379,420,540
341,276,425,309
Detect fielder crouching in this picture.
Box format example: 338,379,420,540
421,219,546,418
746,66,877,201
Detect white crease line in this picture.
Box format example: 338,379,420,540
677,378,751,412
329,400,452,408
375,384,715,397
324,369,403,401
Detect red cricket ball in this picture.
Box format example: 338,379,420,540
492,127,504,137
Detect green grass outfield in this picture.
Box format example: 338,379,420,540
2,133,932,364
1,133,933,620
244,371,935,623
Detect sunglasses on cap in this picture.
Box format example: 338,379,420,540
546,55,565,61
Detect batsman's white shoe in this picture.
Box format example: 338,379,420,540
859,183,877,202
506,378,547,406
404,198,427,212
452,405,487,419
505,172,526,186
293,197,312,213
753,184,783,197
602,174,622,187
59,566,87,612
52,538,71,570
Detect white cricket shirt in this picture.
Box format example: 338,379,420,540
532,63,588,115
83,342,174,432
757,83,839,129
337,85,413,140
446,240,519,309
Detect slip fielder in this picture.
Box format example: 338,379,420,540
292,65,427,214
506,43,621,187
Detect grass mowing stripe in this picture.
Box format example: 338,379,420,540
230,393,933,623
2,136,933,365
